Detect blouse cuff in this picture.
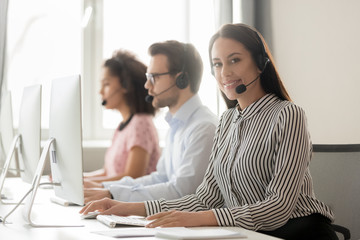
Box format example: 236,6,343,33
212,208,236,226
144,199,168,216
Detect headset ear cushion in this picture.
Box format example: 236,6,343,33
257,56,270,72
257,55,265,71
176,73,189,89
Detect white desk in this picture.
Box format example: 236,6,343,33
0,178,281,240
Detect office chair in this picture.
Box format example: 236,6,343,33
332,224,350,240
310,148,359,240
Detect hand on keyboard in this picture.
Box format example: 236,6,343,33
81,211,100,219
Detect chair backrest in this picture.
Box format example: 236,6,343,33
310,149,360,240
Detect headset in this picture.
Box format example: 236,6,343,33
250,26,270,72
175,43,189,89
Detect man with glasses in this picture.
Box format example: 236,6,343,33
84,40,218,203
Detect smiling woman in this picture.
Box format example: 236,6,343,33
80,23,339,240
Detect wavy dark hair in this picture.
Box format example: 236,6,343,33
209,23,291,108
104,50,155,115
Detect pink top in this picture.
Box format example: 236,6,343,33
104,114,160,177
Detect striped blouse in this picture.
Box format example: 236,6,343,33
145,94,334,231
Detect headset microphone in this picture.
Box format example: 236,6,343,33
145,95,153,103
235,58,270,94
235,84,247,94
144,83,177,103
235,75,260,94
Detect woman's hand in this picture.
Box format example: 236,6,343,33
79,198,146,217
83,168,106,178
146,210,218,228
80,198,123,215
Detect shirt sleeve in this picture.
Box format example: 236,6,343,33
107,121,217,202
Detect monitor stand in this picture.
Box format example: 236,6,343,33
22,138,83,228
0,135,21,205
50,196,78,206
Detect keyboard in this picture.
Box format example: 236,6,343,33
96,215,153,228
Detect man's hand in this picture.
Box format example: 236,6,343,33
83,179,103,188
84,188,111,204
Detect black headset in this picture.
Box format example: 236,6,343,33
175,43,189,89
251,27,270,72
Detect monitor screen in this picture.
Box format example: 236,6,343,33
17,85,41,183
49,75,84,206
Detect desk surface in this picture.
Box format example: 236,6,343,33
0,178,281,240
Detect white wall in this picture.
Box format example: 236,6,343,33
270,0,360,144
41,142,107,175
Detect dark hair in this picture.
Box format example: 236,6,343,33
148,40,203,93
103,50,155,115
209,23,291,108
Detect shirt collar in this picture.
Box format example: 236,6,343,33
235,93,279,120
165,94,202,125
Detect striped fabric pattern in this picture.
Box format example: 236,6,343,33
145,94,334,231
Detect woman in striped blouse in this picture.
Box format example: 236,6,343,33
80,23,338,240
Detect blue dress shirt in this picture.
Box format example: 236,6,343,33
102,94,218,202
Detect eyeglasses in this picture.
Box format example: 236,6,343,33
145,72,173,85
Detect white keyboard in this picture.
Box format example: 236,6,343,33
96,215,153,228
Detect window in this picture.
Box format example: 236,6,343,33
6,0,82,134
5,0,226,143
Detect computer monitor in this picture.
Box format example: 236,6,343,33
48,74,84,206
17,85,41,184
0,85,41,202
23,75,84,227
